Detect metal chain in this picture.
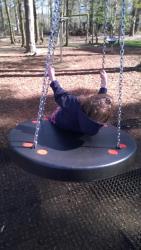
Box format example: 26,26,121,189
102,0,108,69
117,0,125,148
33,0,61,148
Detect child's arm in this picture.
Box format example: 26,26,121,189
98,70,107,94
48,66,77,109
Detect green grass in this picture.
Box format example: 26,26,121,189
124,40,141,48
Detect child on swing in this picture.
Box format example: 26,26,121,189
48,66,113,135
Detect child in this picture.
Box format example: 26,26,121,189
48,66,113,136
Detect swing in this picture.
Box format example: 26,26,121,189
8,0,137,182
105,0,118,46
106,36,117,45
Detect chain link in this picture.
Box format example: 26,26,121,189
117,0,125,148
102,0,108,69
33,0,61,147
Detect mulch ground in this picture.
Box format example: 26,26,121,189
0,38,141,250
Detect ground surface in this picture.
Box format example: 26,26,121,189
0,37,141,250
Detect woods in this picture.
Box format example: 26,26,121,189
0,0,140,52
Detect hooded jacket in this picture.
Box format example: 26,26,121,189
49,80,107,135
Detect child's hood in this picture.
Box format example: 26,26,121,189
78,108,103,136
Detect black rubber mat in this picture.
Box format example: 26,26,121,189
0,149,141,250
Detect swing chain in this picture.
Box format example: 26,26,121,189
117,0,125,148
33,0,61,147
102,0,108,69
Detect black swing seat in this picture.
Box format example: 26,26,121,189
106,36,117,45
8,120,137,182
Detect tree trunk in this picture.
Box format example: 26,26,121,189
130,16,136,36
94,23,98,44
129,7,138,36
86,14,89,44
89,0,93,34
33,0,40,44
14,1,20,34
0,0,5,32
4,0,15,44
17,0,25,47
59,19,63,62
65,0,69,46
135,9,140,33
40,24,44,43
112,0,118,36
24,0,36,53
49,0,52,28
40,0,45,44
91,0,94,44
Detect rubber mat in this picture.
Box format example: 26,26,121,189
0,149,140,250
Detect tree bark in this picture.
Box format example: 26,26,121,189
65,0,69,46
17,0,25,47
91,0,94,44
4,0,15,44
40,0,45,44
24,0,36,53
14,0,20,34
33,0,40,44
49,0,52,28
129,6,138,36
0,0,5,31
40,24,44,43
135,9,140,32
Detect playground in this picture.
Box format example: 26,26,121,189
0,35,141,249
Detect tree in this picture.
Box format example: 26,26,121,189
129,0,141,36
65,0,69,46
4,0,15,44
89,0,105,44
33,0,40,43
134,1,141,33
24,0,36,53
90,0,94,44
0,0,5,32
40,0,45,43
49,0,52,28
13,0,20,33
17,0,25,47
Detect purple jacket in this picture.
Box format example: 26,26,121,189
49,80,107,135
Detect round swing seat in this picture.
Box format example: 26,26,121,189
106,36,117,45
8,120,137,182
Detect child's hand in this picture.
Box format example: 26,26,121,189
100,70,108,88
48,65,56,81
